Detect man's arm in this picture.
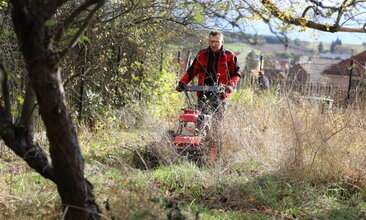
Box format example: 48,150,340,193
176,54,200,92
180,56,199,85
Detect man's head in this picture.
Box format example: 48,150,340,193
209,30,224,52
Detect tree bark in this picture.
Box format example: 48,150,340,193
11,1,100,219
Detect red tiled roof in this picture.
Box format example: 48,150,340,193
323,50,366,77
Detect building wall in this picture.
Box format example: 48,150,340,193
301,58,342,83
323,75,361,91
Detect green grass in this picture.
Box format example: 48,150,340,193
1,126,365,219
224,43,252,53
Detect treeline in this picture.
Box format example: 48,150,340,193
224,32,283,44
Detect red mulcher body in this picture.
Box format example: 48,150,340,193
173,109,202,147
170,85,226,164
172,108,217,163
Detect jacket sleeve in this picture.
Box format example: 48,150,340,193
180,55,199,84
228,55,241,87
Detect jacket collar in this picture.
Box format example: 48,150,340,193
208,46,224,54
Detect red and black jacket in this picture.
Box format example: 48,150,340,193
179,47,241,98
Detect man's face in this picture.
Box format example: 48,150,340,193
209,35,224,52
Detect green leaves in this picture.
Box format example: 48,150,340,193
194,12,204,23
79,35,91,44
326,9,336,17
45,19,56,27
193,3,204,23
0,0,8,8
193,3,204,11
0,29,9,43
347,63,356,70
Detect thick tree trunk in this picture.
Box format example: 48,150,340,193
11,1,100,219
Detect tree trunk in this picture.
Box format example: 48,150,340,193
11,1,100,219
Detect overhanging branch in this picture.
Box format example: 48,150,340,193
259,0,366,33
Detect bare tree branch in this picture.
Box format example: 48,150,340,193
59,0,105,59
54,0,100,43
301,6,322,18
308,0,340,10
63,66,92,87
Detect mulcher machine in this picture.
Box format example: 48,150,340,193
140,84,226,168
172,84,224,163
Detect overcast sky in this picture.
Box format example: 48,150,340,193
246,21,365,45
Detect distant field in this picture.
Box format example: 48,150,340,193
224,43,252,53
225,43,260,69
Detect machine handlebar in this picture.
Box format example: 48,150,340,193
182,85,222,92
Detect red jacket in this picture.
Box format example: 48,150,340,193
179,47,241,98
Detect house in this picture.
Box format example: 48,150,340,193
275,60,289,73
302,58,342,82
322,50,366,90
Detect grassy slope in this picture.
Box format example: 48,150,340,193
1,89,366,219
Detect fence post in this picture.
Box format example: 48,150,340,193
347,59,354,103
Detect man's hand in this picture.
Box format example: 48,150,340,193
176,81,186,92
225,85,233,93
221,84,233,99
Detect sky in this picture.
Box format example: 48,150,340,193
288,30,364,45
246,21,365,45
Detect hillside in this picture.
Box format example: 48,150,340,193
224,32,363,57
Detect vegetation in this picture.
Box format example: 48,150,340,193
1,88,365,219
0,0,199,218
0,0,365,219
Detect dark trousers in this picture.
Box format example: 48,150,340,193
198,92,226,152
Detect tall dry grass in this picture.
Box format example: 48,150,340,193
223,89,366,185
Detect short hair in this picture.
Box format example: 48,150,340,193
209,30,224,38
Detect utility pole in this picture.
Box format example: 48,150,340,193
259,54,264,72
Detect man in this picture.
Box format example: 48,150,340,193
176,30,241,153
258,70,269,91
176,30,241,108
